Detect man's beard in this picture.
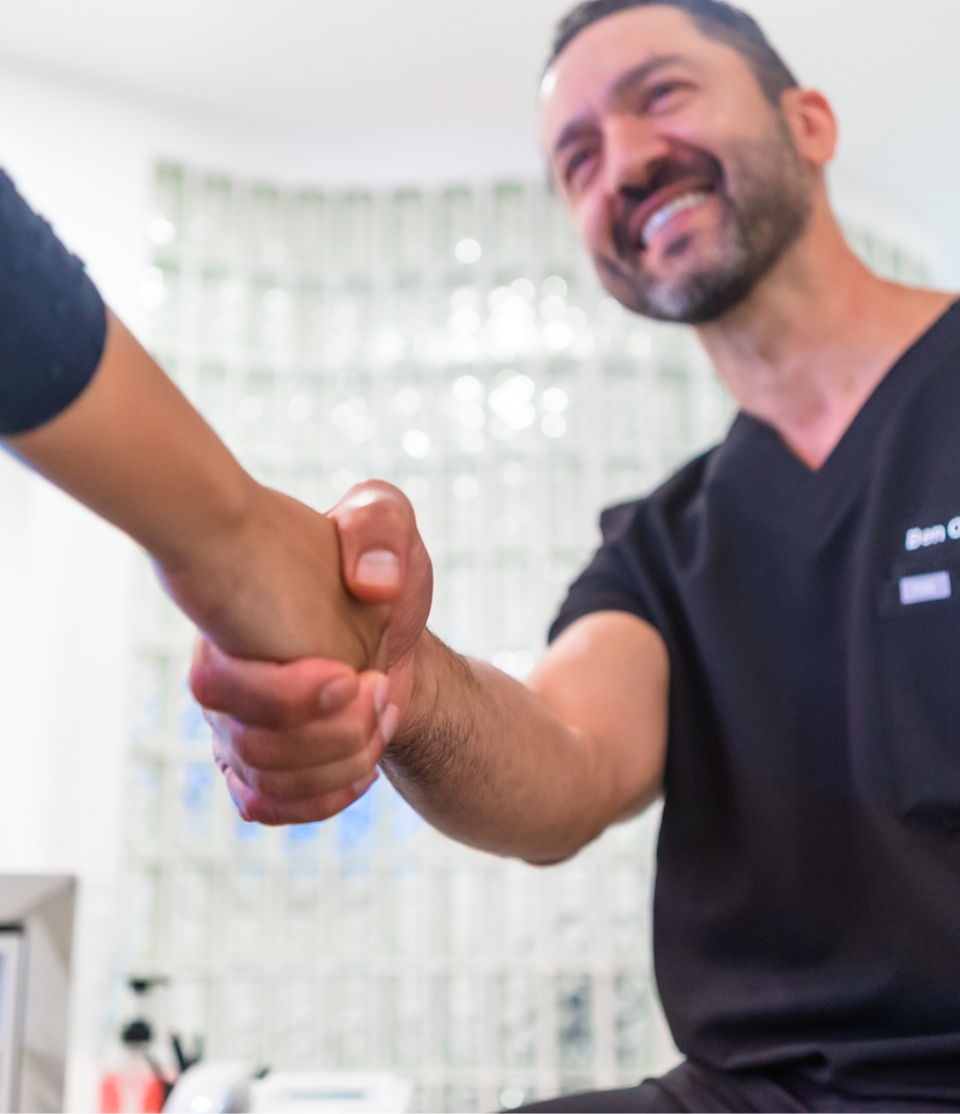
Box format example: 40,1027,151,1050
598,114,813,325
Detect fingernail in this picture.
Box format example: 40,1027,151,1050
352,769,379,796
380,704,401,747
319,675,356,712
356,550,400,589
374,677,390,717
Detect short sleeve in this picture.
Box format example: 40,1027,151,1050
0,170,107,436
548,500,662,643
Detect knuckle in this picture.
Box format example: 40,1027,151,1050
196,679,295,730
357,747,381,780
341,724,372,759
337,481,413,529
189,666,215,709
229,721,266,765
242,766,274,798
222,759,254,796
347,478,403,504
251,770,311,804
189,642,228,709
243,797,282,827
252,773,287,801
343,748,375,785
305,713,364,751
243,802,268,825
347,762,374,791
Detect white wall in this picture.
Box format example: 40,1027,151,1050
0,55,948,1111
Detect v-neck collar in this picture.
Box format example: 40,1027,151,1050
707,299,960,542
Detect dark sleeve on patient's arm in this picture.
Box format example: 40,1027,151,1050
0,170,107,436
548,500,662,644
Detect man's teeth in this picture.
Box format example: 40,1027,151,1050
641,191,711,249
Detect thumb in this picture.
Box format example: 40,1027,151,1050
329,480,416,604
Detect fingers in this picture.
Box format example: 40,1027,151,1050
207,708,373,771
207,670,385,775
208,669,396,827
191,625,405,828
215,728,383,804
330,481,417,604
222,765,380,827
190,638,360,727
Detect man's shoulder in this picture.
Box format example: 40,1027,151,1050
599,443,725,548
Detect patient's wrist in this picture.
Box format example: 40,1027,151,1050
150,473,265,628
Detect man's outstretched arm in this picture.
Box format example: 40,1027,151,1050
193,482,669,863
383,613,669,864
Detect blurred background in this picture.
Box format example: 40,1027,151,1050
0,2,957,1110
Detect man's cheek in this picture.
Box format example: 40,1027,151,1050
577,201,609,260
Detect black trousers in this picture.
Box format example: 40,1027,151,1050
516,1060,960,1113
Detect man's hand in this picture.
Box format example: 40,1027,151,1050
326,481,433,670
190,481,433,825
194,641,399,825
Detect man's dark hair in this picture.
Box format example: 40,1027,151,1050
548,0,799,106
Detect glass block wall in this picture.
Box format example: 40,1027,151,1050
120,164,929,1113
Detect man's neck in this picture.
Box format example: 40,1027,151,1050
695,199,955,471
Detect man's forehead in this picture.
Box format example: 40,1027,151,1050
541,5,714,127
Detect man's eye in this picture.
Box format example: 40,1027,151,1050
647,82,686,108
565,151,594,186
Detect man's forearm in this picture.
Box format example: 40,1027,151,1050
382,632,623,864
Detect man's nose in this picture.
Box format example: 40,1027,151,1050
601,115,670,197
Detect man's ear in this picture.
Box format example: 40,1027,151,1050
782,87,838,169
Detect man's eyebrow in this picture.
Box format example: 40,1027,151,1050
609,54,688,104
550,55,688,160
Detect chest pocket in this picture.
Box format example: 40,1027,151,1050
876,560,960,832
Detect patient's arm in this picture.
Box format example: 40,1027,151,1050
6,310,387,668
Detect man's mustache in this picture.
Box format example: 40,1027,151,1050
612,150,725,260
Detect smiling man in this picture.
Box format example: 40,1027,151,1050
544,2,813,328
191,1,960,1110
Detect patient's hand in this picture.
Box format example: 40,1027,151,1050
159,483,398,670
190,481,432,825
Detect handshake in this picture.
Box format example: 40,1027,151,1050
5,300,614,862
174,479,433,827
11,316,607,862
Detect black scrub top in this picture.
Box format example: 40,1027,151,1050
0,170,107,435
551,301,960,1104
